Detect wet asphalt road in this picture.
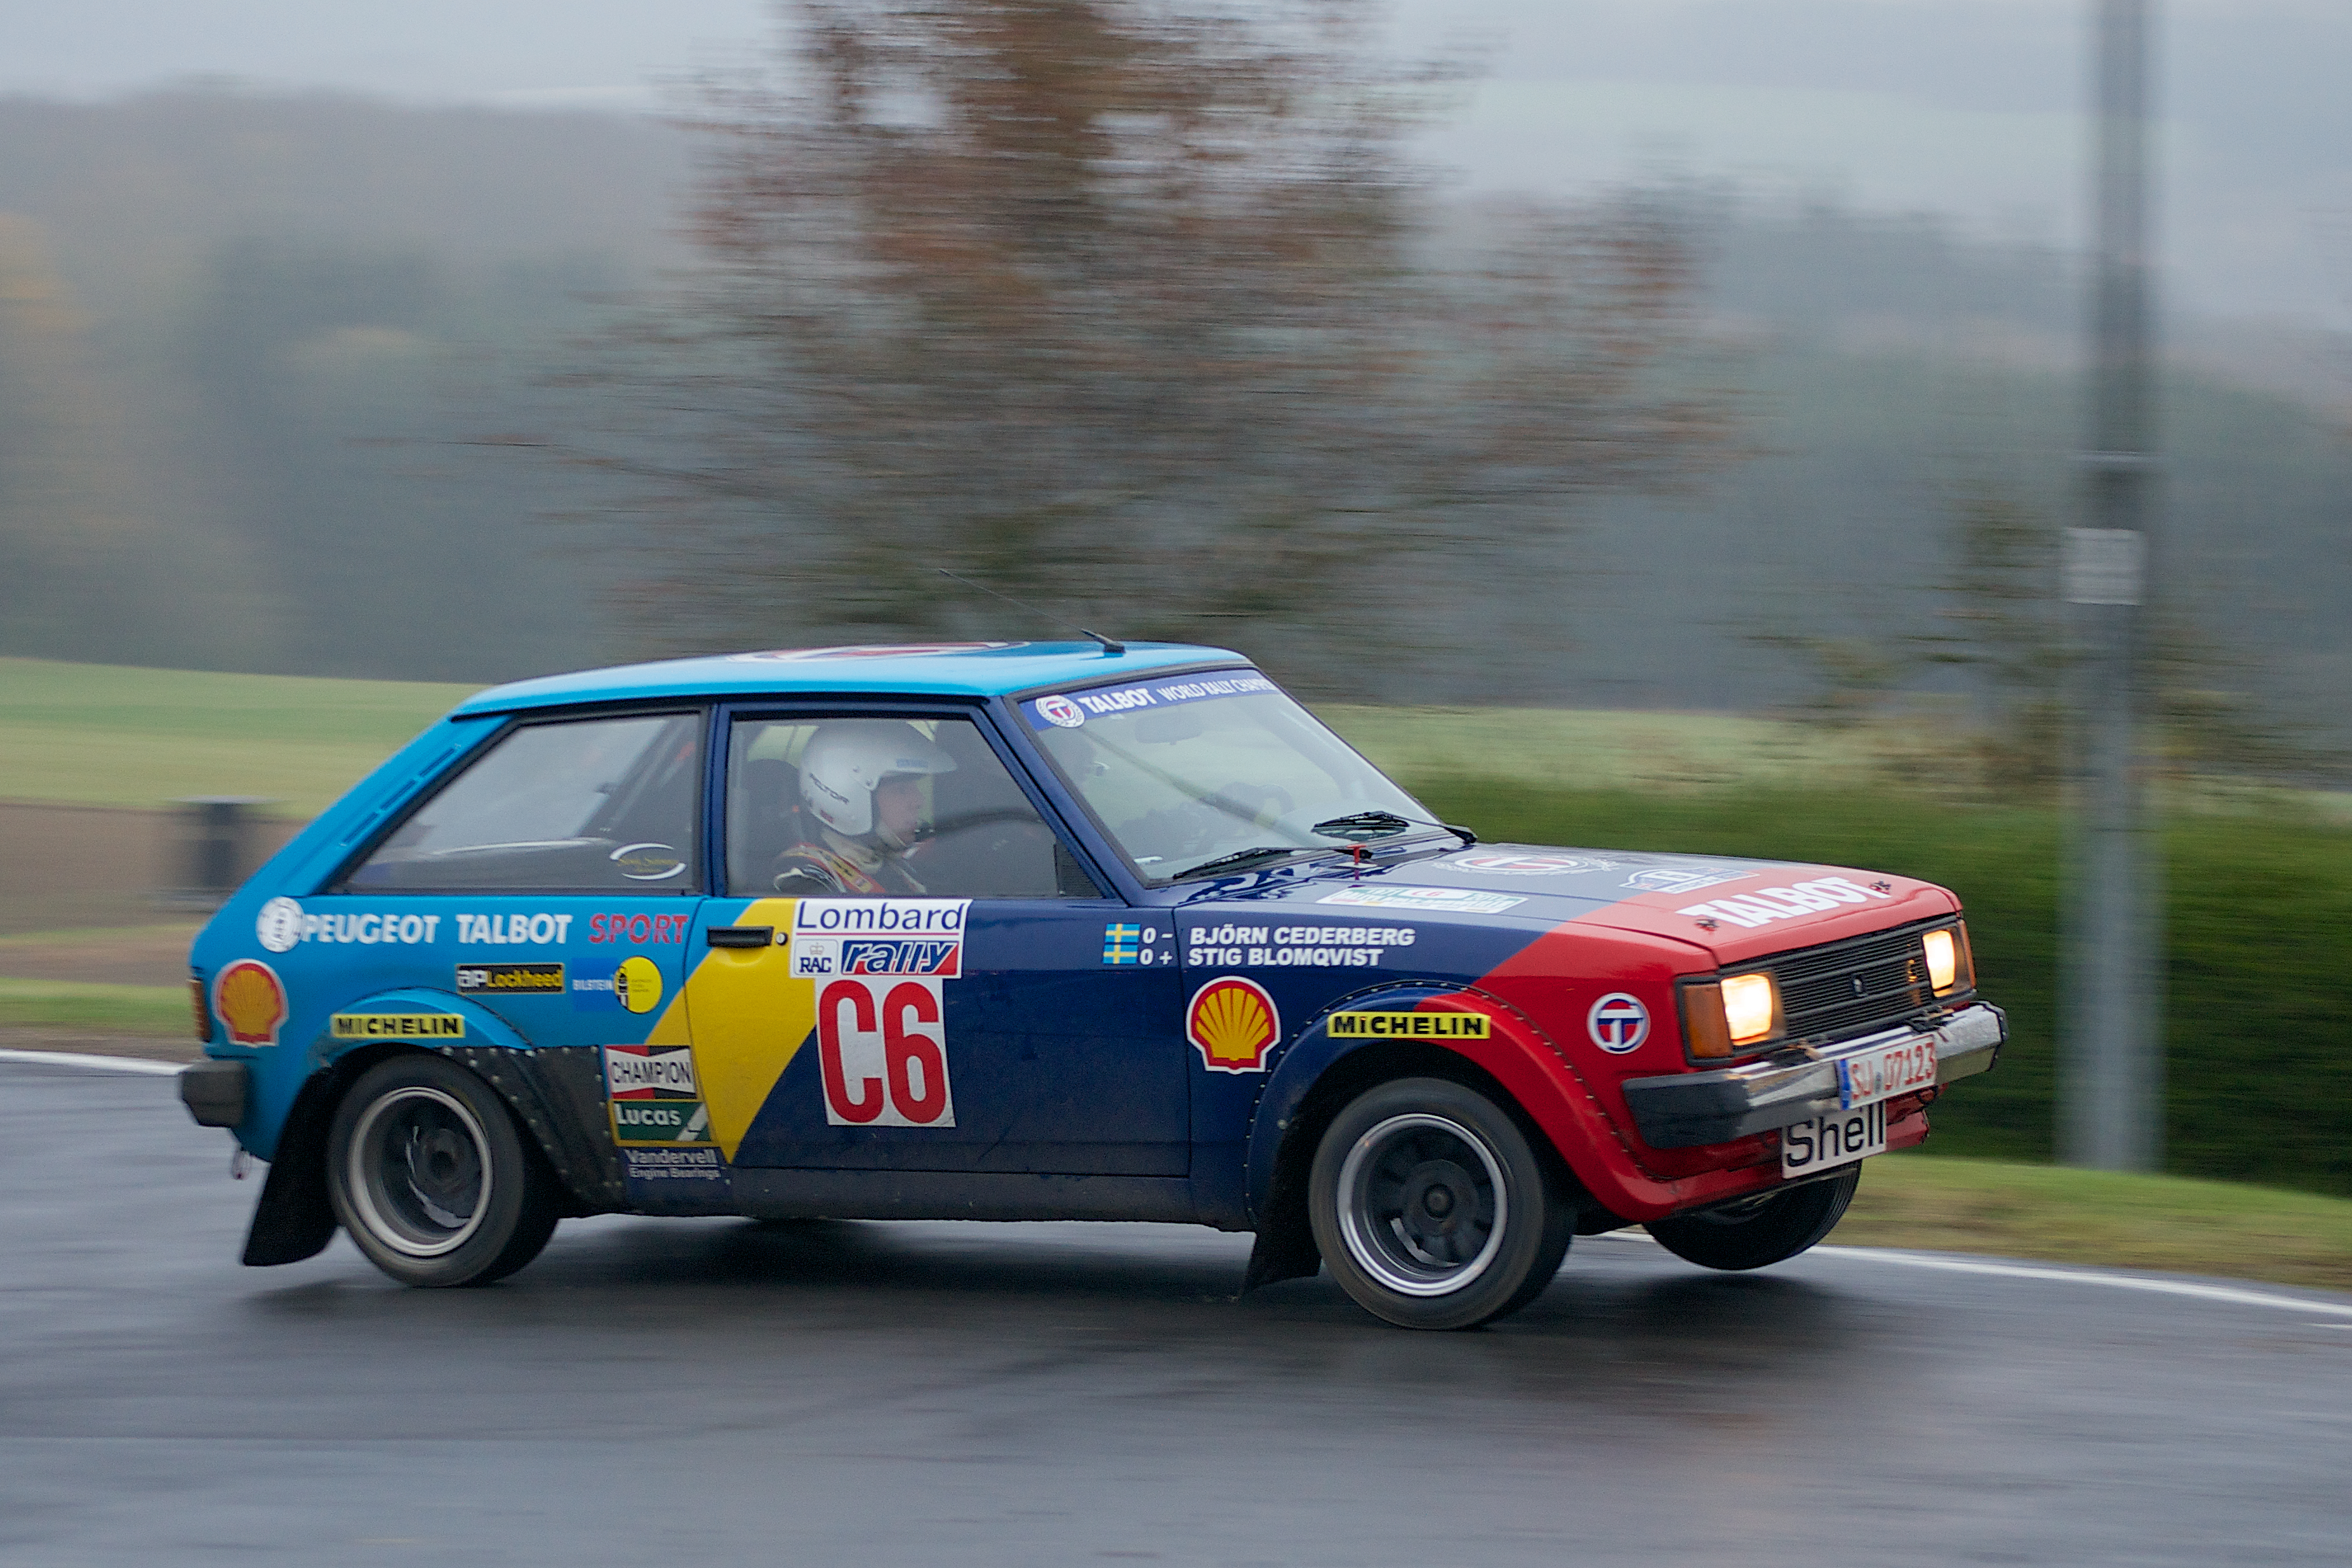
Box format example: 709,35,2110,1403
7,1057,2352,1567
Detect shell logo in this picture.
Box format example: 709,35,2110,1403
214,959,288,1047
1186,976,1280,1074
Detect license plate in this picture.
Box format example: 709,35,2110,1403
1835,1035,1939,1110
1781,1102,1889,1178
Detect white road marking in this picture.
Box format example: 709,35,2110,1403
0,1049,183,1076
1590,1229,2352,1319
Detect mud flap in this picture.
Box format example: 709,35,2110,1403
241,1073,340,1267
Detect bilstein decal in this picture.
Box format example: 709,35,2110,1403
331,1013,465,1040
1329,1011,1491,1040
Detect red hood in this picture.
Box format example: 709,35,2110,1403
1571,864,1960,966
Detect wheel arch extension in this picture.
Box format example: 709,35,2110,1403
241,994,621,1268
1240,985,1597,1292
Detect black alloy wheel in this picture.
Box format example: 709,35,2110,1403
1308,1077,1572,1330
1644,1164,1863,1272
326,1054,561,1287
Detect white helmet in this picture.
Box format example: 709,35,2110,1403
799,723,957,844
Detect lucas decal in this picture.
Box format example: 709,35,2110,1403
1188,976,1280,1073
604,1044,714,1147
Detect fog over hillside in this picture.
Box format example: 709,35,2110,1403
0,88,2342,739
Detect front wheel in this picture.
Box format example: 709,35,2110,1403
326,1054,561,1287
1645,1164,1862,1272
1308,1077,1572,1330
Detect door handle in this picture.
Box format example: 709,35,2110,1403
707,926,777,948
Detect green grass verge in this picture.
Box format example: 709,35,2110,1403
0,657,479,815
0,978,192,1035
1842,1153,2352,1294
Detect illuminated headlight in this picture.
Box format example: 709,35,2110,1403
1923,924,1974,996
1680,972,1784,1060
1720,972,1781,1045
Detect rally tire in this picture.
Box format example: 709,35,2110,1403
1307,1077,1572,1331
326,1054,561,1287
1645,1164,1862,1272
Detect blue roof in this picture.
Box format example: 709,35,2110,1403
452,641,1248,715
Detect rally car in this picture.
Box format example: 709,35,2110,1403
178,642,2002,1329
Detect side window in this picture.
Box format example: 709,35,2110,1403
727,714,1103,900
347,712,703,893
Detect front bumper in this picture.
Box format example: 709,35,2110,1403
1619,1002,2006,1150
180,1059,249,1128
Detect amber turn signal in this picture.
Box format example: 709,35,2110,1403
1680,973,1783,1060
189,975,215,1044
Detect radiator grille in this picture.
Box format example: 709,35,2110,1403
1756,920,1960,1045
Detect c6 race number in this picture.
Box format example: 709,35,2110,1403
817,977,955,1127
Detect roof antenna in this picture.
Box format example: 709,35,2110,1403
936,569,1125,654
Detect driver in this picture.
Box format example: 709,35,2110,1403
771,723,957,896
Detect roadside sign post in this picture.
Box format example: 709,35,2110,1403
2063,0,2163,1171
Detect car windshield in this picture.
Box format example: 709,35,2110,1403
1017,672,1439,882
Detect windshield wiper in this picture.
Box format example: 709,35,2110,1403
1312,811,1414,841
1171,845,1315,881
1311,811,1478,848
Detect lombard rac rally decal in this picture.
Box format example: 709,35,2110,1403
1587,993,1651,1054
1188,976,1280,1073
604,1044,714,1147
1318,886,1525,915
790,898,969,981
1677,876,1892,929
213,959,287,1046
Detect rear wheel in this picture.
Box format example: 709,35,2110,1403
1645,1164,1862,1271
326,1054,560,1287
1307,1077,1572,1330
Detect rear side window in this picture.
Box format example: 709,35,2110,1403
346,713,703,893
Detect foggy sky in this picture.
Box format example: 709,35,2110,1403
7,0,2346,324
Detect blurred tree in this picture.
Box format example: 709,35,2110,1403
1756,475,2344,792
562,0,1731,689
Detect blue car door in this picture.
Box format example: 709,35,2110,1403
682,707,1190,1177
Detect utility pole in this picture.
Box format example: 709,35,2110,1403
2063,0,2162,1170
